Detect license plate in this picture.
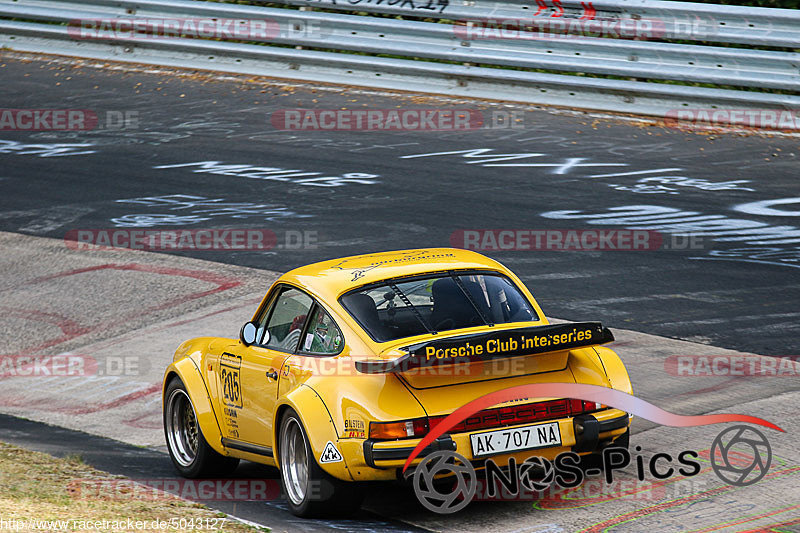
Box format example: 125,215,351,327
470,422,562,458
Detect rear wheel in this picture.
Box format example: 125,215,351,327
278,409,364,517
164,378,239,478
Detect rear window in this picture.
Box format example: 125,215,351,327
340,272,537,342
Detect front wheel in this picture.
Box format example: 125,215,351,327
164,377,239,478
278,409,364,517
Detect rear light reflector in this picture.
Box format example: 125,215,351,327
581,401,606,412
369,418,429,439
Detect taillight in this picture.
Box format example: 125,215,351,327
368,401,608,439
581,401,606,412
369,418,429,440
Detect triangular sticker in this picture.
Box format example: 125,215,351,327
319,441,343,463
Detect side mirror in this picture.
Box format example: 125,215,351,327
240,321,259,346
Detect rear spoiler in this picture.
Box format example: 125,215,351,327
355,322,614,374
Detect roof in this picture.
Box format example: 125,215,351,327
279,248,509,301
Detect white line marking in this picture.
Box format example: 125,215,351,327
688,257,800,270
588,168,684,178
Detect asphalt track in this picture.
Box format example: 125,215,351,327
1,52,800,532
0,230,798,532
1,52,800,356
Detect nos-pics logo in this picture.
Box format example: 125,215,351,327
411,425,773,514
403,384,781,514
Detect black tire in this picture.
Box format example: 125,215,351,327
163,377,239,478
278,408,364,517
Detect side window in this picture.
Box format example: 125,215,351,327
301,306,344,355
260,287,313,352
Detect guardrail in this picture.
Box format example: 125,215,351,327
1,0,799,120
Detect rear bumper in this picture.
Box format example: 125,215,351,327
363,434,457,468
344,408,630,480
573,411,629,452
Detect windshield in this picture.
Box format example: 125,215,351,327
340,272,538,342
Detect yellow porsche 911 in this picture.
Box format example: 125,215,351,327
162,248,631,517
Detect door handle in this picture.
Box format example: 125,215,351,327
266,369,278,381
